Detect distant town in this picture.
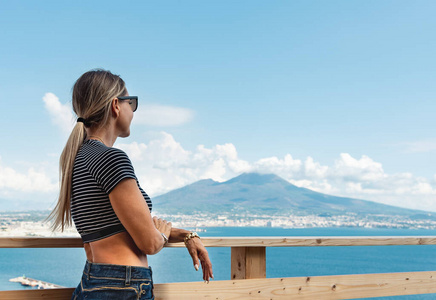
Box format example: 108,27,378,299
1,210,436,237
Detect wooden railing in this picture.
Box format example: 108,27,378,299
1,236,436,299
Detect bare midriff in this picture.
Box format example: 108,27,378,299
84,231,148,267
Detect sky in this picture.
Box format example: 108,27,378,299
0,1,435,212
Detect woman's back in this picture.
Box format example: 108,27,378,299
72,139,153,267
71,139,152,243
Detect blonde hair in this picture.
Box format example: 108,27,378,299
47,69,127,231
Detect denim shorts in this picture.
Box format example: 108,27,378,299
71,260,154,300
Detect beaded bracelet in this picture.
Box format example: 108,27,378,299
184,232,200,246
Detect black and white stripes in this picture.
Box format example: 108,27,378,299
71,139,152,243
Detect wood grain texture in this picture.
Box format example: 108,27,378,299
245,247,266,279
2,236,436,248
231,247,266,280
0,288,75,300
0,237,84,248
231,247,246,280
191,236,436,248
2,271,436,299
153,271,436,299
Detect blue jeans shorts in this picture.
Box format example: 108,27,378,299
71,260,154,300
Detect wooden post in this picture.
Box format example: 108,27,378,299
231,246,266,280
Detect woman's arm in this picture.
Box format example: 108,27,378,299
168,227,190,243
109,178,172,255
166,226,214,281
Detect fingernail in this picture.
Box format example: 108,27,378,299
211,274,214,279
194,264,199,271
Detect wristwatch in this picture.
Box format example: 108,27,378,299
184,232,200,246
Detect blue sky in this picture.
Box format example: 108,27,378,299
0,1,435,211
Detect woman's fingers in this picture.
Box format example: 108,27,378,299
199,250,213,281
186,242,200,271
186,238,214,282
204,261,213,281
152,217,172,236
190,249,200,271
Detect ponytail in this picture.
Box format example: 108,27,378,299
47,122,86,231
46,69,126,232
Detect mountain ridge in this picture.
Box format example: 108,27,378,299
153,172,434,218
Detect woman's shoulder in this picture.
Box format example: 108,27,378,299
78,140,132,166
81,139,127,154
81,141,136,193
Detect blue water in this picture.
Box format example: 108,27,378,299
2,227,436,299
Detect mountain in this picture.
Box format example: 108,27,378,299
153,173,435,218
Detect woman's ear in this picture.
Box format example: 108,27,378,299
111,98,120,118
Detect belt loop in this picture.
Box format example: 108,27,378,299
125,266,131,286
87,261,91,280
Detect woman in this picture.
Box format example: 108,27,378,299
47,69,213,300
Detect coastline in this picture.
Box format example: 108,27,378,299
2,210,436,239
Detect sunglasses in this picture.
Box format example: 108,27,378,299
118,96,138,112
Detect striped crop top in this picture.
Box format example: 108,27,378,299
71,139,152,243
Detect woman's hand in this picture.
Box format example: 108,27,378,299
152,216,172,241
185,237,213,282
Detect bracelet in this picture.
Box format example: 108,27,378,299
184,232,200,246
161,233,169,246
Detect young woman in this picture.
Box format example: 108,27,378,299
47,69,213,300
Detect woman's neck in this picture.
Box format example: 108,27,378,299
86,127,117,147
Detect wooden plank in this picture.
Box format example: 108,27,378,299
2,236,436,248
231,247,246,279
153,271,436,299
0,288,75,300
2,271,436,299
231,247,267,280
246,247,266,279
0,237,84,248
194,236,436,248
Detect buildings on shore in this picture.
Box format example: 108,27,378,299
1,210,436,238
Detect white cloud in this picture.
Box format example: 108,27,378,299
304,157,328,179
332,153,385,182
43,93,75,134
116,132,250,195
1,127,435,212
412,182,433,194
0,157,57,194
253,154,303,175
116,132,436,212
133,104,194,127
116,142,148,162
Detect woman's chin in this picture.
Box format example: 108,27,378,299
119,131,130,138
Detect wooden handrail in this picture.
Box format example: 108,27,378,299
2,236,436,299
1,236,436,248
3,272,436,300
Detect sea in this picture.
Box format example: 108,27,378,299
2,226,436,299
